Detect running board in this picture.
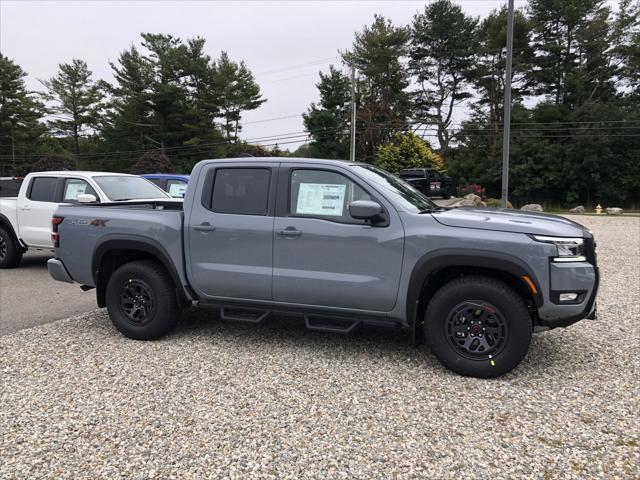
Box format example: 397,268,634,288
304,314,361,334
220,307,271,324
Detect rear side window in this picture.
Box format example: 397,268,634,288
28,177,57,202
210,168,270,215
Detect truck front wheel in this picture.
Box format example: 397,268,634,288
0,227,23,269
424,275,532,378
105,260,179,340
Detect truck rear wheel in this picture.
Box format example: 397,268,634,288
0,227,23,269
424,275,532,378
105,260,179,340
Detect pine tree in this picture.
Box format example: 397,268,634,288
42,59,104,155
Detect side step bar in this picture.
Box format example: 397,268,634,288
220,307,271,324
304,314,361,334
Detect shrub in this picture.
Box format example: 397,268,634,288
131,150,174,174
30,155,72,172
485,198,514,208
374,132,445,175
458,183,486,199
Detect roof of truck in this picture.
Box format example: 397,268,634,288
202,157,367,167
27,171,137,177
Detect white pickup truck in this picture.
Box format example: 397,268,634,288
0,171,171,268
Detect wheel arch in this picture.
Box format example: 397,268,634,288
0,213,24,250
92,238,193,308
406,249,542,343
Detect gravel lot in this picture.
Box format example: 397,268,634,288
1,215,638,479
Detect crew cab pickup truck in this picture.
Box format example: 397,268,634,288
399,168,456,199
0,171,170,268
48,158,598,377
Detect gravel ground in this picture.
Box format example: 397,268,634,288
1,215,638,479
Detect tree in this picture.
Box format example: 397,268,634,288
303,65,351,159
0,54,46,175
374,132,444,175
130,150,174,174
343,15,410,162
30,155,72,172
409,0,478,159
212,51,266,142
42,59,104,156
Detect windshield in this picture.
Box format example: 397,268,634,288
353,165,438,212
94,176,169,201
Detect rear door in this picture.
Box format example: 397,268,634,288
272,163,404,312
17,176,59,247
185,162,278,300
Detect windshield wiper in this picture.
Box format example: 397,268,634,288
418,206,445,214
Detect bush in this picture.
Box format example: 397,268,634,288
458,183,486,199
485,198,514,208
374,132,445,175
131,150,174,174
30,155,72,172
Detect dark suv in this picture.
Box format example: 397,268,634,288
399,168,455,199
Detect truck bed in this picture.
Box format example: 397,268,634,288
54,201,186,288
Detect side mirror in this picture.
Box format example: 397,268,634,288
349,200,383,221
77,193,97,203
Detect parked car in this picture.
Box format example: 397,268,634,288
0,177,24,197
399,168,455,199
142,174,189,198
0,171,171,268
48,158,598,378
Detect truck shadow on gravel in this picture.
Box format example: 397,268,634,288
151,308,586,379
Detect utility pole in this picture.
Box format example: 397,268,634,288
501,0,515,208
350,64,357,162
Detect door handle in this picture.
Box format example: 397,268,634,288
277,228,302,237
20,206,30,211
192,223,216,232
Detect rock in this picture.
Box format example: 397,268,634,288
606,207,623,215
449,193,486,208
569,206,585,214
520,203,543,212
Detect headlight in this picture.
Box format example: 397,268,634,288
532,235,586,262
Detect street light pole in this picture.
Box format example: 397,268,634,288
350,64,357,162
501,0,515,208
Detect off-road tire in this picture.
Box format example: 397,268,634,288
105,260,179,340
425,275,532,378
0,226,23,269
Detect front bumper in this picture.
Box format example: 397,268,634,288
47,258,74,284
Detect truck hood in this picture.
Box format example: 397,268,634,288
431,207,591,237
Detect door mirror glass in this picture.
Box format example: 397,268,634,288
77,193,98,203
348,200,383,220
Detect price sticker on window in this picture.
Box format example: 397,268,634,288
296,183,346,216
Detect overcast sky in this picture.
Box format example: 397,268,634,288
0,0,612,151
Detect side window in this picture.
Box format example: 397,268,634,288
210,168,270,215
167,179,188,198
28,177,57,202
62,179,98,203
146,178,163,187
289,169,372,223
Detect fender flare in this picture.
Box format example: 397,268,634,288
406,248,544,330
92,237,193,307
0,213,23,250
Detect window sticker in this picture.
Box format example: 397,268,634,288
296,183,346,216
168,182,188,197
65,182,87,200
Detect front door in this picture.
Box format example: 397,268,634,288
185,162,278,301
272,164,404,312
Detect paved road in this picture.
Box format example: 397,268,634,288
0,251,97,335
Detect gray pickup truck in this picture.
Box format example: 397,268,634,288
48,158,598,377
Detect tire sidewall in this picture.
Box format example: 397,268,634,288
426,279,532,378
106,261,177,340
0,227,21,269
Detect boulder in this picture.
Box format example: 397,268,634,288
449,193,486,208
569,205,585,214
606,207,623,215
520,203,543,212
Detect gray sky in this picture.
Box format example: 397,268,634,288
0,0,572,150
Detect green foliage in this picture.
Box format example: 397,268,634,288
130,150,174,174
30,155,72,172
0,54,46,175
409,0,479,159
303,66,351,159
374,132,444,175
485,198,513,208
342,15,410,161
42,59,104,154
